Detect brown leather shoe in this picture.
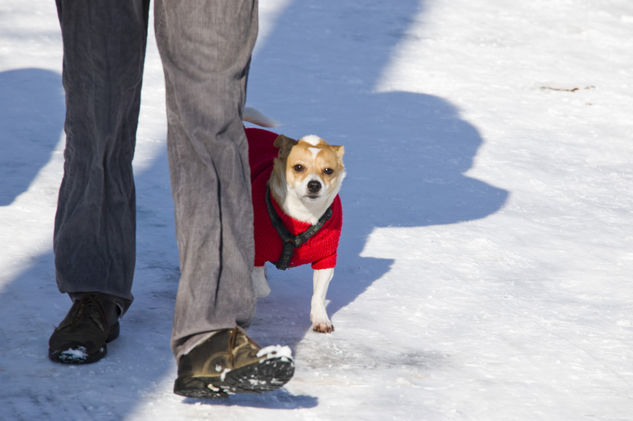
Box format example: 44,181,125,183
48,293,120,364
174,328,295,398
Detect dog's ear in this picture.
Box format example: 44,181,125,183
331,145,345,160
273,134,298,157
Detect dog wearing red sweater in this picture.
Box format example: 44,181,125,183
244,112,345,333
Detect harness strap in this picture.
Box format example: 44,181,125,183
265,185,333,270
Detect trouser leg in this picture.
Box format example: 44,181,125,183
54,0,150,312
154,0,259,358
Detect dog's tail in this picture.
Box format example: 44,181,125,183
243,106,279,128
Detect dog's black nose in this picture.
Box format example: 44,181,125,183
307,180,322,194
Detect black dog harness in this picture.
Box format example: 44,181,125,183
265,185,333,270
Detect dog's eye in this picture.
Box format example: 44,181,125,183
322,168,334,176
293,164,305,172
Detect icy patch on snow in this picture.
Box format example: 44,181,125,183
257,345,293,362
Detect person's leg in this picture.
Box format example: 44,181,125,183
49,0,149,364
53,0,150,311
154,0,258,359
155,1,295,397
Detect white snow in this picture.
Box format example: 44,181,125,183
257,345,293,361
220,368,231,382
59,347,89,363
2,0,633,420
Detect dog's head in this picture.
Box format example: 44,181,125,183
271,134,345,223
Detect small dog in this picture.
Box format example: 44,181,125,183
243,109,346,333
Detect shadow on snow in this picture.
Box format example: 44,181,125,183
0,68,64,206
246,0,508,352
0,0,508,416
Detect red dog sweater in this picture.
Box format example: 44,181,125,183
246,128,342,270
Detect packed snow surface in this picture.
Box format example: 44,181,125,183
2,0,633,420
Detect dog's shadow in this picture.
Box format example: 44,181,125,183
247,1,509,349
249,91,508,348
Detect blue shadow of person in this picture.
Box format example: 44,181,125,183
0,68,64,206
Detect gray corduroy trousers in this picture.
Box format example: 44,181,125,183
53,0,258,359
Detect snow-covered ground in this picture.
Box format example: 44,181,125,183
2,0,633,419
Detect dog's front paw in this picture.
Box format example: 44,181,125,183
312,321,335,333
310,309,334,333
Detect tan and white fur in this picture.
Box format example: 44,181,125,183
244,108,346,333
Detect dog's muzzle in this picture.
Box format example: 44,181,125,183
307,180,322,195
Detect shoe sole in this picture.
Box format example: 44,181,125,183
173,356,295,399
48,322,120,365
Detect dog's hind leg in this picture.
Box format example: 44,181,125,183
251,266,271,298
311,268,334,333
